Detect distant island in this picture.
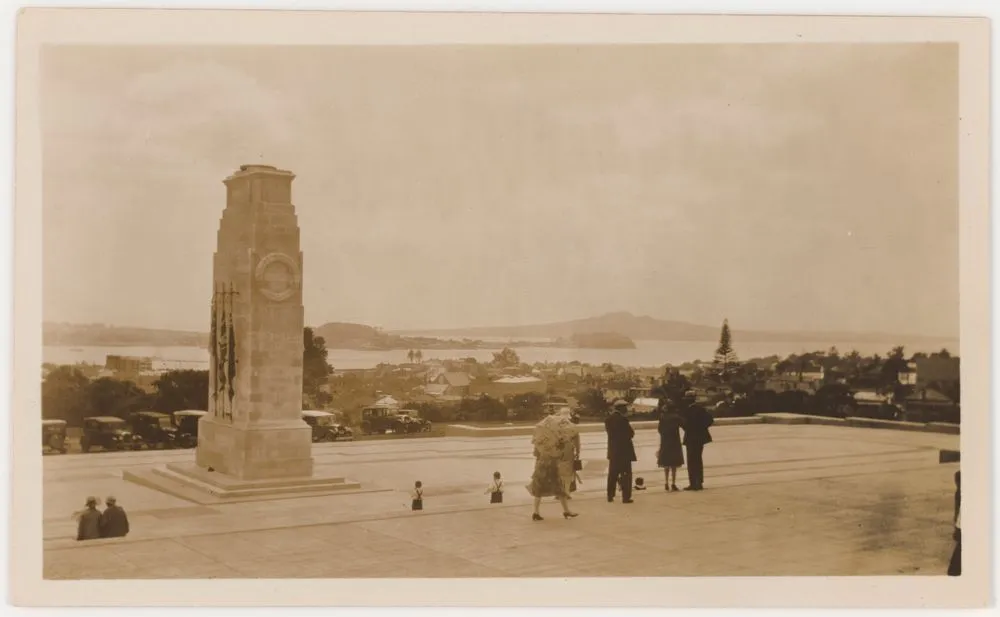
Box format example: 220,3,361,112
394,311,957,345
559,332,637,349
42,311,955,351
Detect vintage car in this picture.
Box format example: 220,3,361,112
129,411,180,449
301,410,354,442
171,409,207,448
360,406,410,435
79,416,143,453
395,409,433,433
42,418,68,454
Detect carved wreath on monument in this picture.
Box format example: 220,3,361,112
255,253,302,302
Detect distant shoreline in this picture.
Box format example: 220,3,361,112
45,338,637,351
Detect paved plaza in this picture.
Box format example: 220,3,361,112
44,422,960,579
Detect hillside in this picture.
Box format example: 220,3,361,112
43,323,208,347
395,311,953,344
43,313,954,349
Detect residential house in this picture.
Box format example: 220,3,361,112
900,387,959,423
630,397,660,414
913,356,960,388
557,365,585,382
435,372,471,397
603,388,630,403
765,365,826,393
370,394,400,409
629,386,653,399
105,354,153,373
410,383,464,404
471,375,547,398
898,361,919,385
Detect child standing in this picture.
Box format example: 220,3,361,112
486,471,504,504
411,481,423,511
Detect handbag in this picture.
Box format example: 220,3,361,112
573,459,583,471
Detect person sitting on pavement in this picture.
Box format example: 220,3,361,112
76,496,102,541
99,496,130,538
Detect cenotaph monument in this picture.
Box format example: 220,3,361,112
124,165,359,502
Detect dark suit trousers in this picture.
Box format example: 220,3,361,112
948,529,961,576
686,444,705,488
607,459,633,501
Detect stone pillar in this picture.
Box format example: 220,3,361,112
195,164,314,480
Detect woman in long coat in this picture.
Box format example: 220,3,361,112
526,411,579,521
657,405,685,492
556,408,582,497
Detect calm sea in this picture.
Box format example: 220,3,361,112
43,339,960,371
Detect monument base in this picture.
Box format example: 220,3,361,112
123,462,363,505
195,416,314,480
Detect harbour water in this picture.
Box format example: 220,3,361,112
43,338,960,371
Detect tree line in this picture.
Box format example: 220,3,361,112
41,328,334,426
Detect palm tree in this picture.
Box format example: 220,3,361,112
407,350,415,364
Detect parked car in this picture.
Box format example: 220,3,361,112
171,409,207,448
42,418,68,454
79,416,142,453
325,410,355,441
360,406,410,435
302,410,342,442
395,409,433,433
129,411,180,449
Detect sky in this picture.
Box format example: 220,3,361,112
40,44,959,336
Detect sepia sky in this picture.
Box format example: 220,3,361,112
40,44,958,336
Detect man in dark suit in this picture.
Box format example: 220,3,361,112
948,470,961,576
99,496,130,538
605,400,637,503
680,391,714,491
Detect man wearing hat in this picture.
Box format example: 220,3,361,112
604,399,637,503
99,496,130,538
680,390,714,491
76,496,102,541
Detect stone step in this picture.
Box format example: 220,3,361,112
123,465,366,506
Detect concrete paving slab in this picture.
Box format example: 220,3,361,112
44,423,960,578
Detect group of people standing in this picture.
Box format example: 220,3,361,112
605,390,715,503
525,390,715,520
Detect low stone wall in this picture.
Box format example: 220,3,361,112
445,414,959,438
444,416,762,438
756,412,960,435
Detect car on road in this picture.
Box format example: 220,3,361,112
129,411,180,449
171,410,207,448
360,406,410,435
395,409,433,433
42,419,68,454
302,410,354,442
79,416,143,453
